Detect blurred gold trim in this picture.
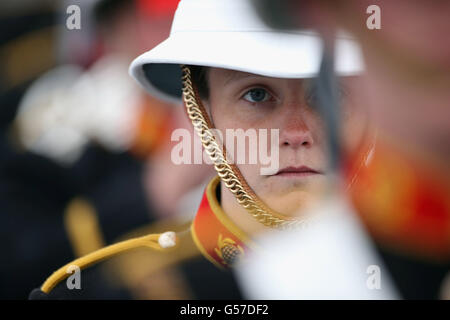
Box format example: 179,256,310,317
1,26,56,89
63,197,105,257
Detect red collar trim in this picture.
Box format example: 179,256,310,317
191,176,253,269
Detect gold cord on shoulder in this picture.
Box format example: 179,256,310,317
181,65,306,230
41,232,177,293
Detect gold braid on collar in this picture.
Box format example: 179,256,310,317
181,65,306,230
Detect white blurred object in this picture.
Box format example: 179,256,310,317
16,55,141,165
71,55,140,152
158,231,177,249
16,65,87,165
235,195,399,299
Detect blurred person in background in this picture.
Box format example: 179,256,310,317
237,0,450,299
29,0,375,300
0,0,77,300
2,0,213,299
330,0,450,300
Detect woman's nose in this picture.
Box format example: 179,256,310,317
280,114,314,148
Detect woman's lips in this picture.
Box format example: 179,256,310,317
272,166,323,177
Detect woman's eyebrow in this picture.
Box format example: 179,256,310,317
223,71,258,86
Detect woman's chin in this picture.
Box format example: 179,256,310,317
264,190,324,218
266,173,327,189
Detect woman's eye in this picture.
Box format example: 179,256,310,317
242,88,271,103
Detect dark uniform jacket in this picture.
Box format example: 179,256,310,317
29,176,248,299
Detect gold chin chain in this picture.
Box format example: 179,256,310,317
181,65,306,230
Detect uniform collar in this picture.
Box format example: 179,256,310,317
191,176,254,269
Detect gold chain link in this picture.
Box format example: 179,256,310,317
181,65,306,230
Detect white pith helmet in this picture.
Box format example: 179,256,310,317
129,0,364,103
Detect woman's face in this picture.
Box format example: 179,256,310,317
205,67,365,216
